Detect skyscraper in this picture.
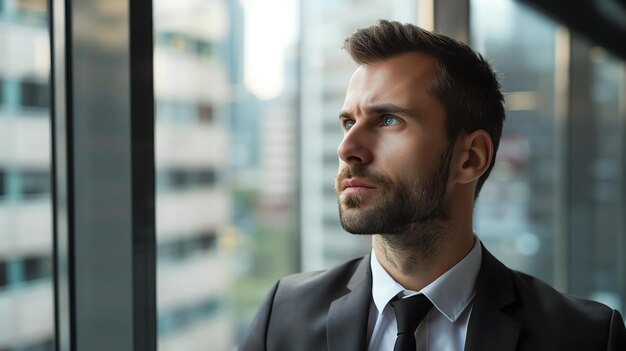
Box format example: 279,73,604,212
0,1,54,349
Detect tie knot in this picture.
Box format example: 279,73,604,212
390,294,433,335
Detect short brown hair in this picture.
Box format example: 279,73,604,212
343,20,505,199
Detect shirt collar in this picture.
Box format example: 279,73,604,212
370,236,482,323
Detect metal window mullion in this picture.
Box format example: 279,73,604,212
50,0,156,349
129,0,157,348
50,0,74,348
619,62,626,313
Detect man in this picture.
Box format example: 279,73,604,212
240,20,626,351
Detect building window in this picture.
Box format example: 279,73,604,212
20,170,50,197
0,0,54,349
158,240,186,262
196,103,214,124
0,171,5,197
0,260,7,288
158,230,218,262
198,231,217,251
0,79,4,105
158,297,220,336
166,168,216,190
22,256,52,282
20,80,49,109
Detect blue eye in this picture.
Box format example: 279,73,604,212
383,115,400,126
343,120,355,130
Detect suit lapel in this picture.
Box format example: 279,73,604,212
465,245,521,351
327,255,372,351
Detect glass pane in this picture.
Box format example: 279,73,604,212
153,0,299,349
154,1,420,348
471,0,559,284
569,45,625,312
0,0,55,350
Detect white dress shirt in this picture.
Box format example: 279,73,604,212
367,237,482,351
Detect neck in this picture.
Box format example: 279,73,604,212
372,219,475,292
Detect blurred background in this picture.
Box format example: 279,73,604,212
0,0,625,350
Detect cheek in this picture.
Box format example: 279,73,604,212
380,138,439,179
383,138,439,167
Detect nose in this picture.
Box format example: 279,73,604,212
337,124,373,166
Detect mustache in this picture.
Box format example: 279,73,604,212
335,166,392,189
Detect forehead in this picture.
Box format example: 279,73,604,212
343,52,440,111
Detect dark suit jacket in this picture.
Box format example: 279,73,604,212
240,244,626,350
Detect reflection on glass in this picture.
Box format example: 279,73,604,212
154,0,299,349
0,0,54,350
471,0,558,284
569,46,624,311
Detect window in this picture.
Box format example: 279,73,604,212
157,231,217,262
0,260,7,288
20,81,49,110
567,43,625,311
196,104,214,124
22,256,52,282
154,0,300,349
167,169,216,189
0,79,4,105
198,230,217,251
0,171,5,197
19,171,50,197
26,0,626,349
472,0,626,314
472,0,559,285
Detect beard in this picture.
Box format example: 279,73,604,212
335,142,454,236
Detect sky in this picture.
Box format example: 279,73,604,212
242,0,299,100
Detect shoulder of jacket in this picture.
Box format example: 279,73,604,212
275,256,366,297
512,270,614,324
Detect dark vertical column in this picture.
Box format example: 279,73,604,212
50,0,156,349
129,0,157,349
617,67,626,319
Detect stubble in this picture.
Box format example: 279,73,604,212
335,142,455,265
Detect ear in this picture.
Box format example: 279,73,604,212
452,130,494,185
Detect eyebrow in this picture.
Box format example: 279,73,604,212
339,103,421,119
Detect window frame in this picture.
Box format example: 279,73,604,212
49,0,157,349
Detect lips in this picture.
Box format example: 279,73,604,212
341,178,376,192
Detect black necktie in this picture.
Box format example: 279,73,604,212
390,294,433,351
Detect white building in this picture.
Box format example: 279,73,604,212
0,2,55,349
0,0,236,349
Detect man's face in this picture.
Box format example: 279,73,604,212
335,52,453,234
